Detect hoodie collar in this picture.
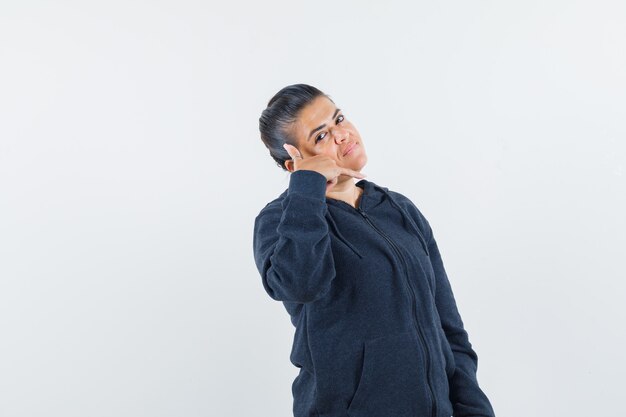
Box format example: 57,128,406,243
325,178,392,212
325,179,430,258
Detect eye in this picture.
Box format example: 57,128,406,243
315,115,345,144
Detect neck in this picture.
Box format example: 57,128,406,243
326,177,363,208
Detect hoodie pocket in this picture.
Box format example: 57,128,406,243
347,331,430,417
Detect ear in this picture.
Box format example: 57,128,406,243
285,159,294,172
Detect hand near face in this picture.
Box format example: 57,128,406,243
283,143,366,192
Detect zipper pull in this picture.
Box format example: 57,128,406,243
357,206,367,218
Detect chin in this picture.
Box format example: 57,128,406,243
338,152,367,172
354,154,368,170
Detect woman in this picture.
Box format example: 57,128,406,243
253,84,496,417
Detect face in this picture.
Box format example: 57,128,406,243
286,95,367,173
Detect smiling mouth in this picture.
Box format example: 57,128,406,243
343,143,357,156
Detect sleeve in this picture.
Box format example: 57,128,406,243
398,196,496,417
252,169,337,304
427,226,496,417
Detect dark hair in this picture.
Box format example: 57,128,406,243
259,83,333,171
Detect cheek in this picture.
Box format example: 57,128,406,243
311,146,338,163
305,145,323,156
322,147,340,159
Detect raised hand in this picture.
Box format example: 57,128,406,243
283,143,366,192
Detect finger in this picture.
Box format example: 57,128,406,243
282,143,293,159
340,168,367,179
283,143,303,160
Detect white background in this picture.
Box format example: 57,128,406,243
1,1,624,416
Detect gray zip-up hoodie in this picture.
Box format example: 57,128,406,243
252,169,496,417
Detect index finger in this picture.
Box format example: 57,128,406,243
340,167,367,179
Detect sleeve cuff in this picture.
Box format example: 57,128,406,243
287,170,327,201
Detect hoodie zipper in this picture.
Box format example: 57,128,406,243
356,206,437,417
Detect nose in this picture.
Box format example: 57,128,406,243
331,126,349,144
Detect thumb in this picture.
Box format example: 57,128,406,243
283,143,303,160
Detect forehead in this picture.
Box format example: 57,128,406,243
293,96,337,135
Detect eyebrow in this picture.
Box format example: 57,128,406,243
307,108,341,141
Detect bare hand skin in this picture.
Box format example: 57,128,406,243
283,143,366,192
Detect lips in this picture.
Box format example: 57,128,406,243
343,143,357,156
